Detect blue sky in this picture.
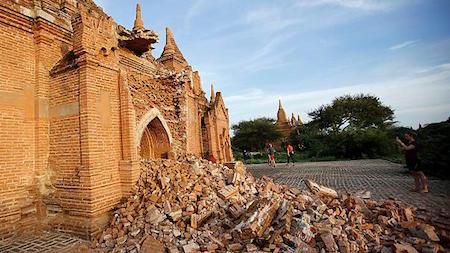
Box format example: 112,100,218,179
97,0,450,128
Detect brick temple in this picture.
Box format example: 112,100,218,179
0,0,233,239
276,100,302,140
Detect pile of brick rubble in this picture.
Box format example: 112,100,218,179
92,157,448,253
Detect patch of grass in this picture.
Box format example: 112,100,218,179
237,151,339,164
234,150,405,165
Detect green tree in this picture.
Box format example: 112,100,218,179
290,124,326,158
309,94,394,134
293,94,396,159
417,118,450,178
231,118,282,152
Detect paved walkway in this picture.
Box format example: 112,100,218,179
0,232,86,253
248,159,450,215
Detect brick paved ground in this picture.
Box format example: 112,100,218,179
0,231,86,253
248,159,450,215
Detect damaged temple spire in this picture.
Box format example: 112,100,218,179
157,27,189,71
133,2,145,31
210,83,215,102
117,3,159,56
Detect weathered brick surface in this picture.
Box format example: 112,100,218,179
0,2,41,238
0,0,233,239
0,231,85,253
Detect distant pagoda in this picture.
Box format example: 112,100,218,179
276,100,302,141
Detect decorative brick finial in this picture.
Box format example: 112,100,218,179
291,113,298,126
163,27,175,55
277,99,288,123
119,1,158,56
133,2,144,31
210,83,215,102
158,27,189,69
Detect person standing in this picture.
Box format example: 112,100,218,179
267,143,276,167
396,133,429,193
286,143,295,166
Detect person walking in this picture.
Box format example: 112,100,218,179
267,143,276,167
396,133,429,193
286,143,295,166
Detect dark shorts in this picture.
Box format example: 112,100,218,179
406,160,420,172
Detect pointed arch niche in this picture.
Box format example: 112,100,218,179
136,108,172,159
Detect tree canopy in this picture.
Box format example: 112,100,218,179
231,118,282,151
308,94,394,134
417,118,450,178
291,94,397,159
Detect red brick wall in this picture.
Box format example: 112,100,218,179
49,65,123,221
207,94,234,163
186,94,202,156
0,0,77,238
126,66,187,156
0,20,36,239
0,5,37,238
0,0,234,239
49,68,81,191
86,66,122,217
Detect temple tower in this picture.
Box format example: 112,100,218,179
277,99,288,123
276,100,292,140
133,3,144,31
210,83,216,102
291,113,298,126
157,27,189,71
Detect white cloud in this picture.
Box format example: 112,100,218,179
197,32,296,75
226,88,265,103
184,0,208,31
224,63,450,128
296,0,395,11
416,63,450,73
243,7,301,32
389,40,418,50
241,33,297,72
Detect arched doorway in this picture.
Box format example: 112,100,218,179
136,108,173,159
139,117,171,159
